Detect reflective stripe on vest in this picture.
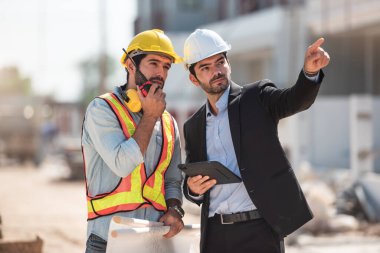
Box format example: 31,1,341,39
86,92,175,220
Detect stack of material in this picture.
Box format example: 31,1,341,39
0,215,2,239
0,237,42,253
0,215,43,253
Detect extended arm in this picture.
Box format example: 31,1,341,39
259,38,330,121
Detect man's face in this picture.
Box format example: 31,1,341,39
136,54,172,88
190,53,231,95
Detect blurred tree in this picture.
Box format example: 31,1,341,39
78,54,116,107
0,66,31,96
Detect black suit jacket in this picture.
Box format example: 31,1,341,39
183,70,324,252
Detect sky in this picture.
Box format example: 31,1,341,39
0,0,136,102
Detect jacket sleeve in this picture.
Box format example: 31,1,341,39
258,70,324,121
182,121,204,206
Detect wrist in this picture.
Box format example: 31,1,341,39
141,113,159,123
303,69,319,77
168,205,185,218
189,189,202,197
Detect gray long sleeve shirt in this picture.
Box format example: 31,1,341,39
81,86,182,241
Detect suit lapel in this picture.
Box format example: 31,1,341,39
192,105,207,162
228,82,242,164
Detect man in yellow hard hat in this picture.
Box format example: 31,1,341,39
82,29,184,253
182,29,330,253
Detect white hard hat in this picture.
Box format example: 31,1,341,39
183,29,231,69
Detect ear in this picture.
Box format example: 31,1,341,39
125,58,135,73
189,73,200,87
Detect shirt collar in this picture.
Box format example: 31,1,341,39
206,85,230,118
113,86,125,103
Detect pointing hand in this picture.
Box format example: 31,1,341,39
304,38,330,74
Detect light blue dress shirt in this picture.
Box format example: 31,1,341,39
81,86,182,241
193,72,320,217
205,85,256,217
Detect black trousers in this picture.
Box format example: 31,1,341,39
204,217,284,253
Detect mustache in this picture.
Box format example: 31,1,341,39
149,77,164,84
210,74,226,83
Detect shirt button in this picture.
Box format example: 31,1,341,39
249,189,254,194
241,167,246,171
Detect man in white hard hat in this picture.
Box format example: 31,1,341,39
82,29,185,253
182,29,330,253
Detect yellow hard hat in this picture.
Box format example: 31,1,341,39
121,29,182,65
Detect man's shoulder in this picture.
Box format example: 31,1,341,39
242,79,277,93
85,96,112,113
184,104,206,128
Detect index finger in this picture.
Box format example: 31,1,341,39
310,38,325,50
147,83,160,96
188,175,205,183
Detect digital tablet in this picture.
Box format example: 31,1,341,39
178,161,242,185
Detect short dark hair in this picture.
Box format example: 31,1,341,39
189,52,228,78
131,54,147,68
189,64,196,77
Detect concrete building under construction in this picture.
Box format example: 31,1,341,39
134,0,380,174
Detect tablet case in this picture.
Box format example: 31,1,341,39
178,161,242,184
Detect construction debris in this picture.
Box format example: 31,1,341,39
337,172,380,223
294,163,379,237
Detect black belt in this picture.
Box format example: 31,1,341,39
213,210,262,224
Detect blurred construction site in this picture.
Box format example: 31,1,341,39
1,0,380,252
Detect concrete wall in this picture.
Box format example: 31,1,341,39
135,0,380,172
279,96,380,172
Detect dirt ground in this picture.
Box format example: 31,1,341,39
0,165,86,253
1,165,380,253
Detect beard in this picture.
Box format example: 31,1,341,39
135,71,165,88
198,73,229,95
135,71,147,87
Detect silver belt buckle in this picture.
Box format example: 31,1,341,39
220,214,234,225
